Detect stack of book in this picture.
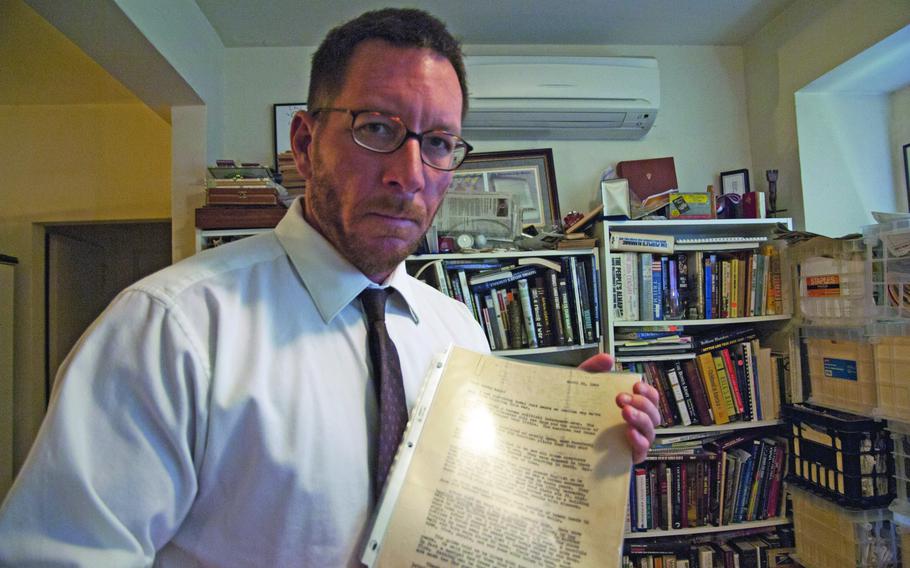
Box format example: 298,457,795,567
609,245,784,322
628,430,788,533
623,526,795,567
415,254,601,351
617,326,784,427
276,150,306,196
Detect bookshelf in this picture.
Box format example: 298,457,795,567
406,248,602,365
602,218,796,555
624,516,790,539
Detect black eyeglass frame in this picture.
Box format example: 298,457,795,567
310,107,473,171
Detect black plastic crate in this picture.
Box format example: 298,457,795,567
782,403,894,508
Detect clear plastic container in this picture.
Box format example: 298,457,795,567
803,326,878,415
792,237,869,326
864,219,910,322
790,484,898,568
872,322,910,422
892,421,910,519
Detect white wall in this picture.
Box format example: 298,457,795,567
796,92,895,235
222,44,752,217
892,85,910,212
114,0,226,162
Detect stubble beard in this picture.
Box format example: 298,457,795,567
305,161,433,278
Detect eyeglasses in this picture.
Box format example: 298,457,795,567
310,107,473,171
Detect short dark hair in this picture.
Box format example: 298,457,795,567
308,8,469,119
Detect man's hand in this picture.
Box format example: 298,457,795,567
578,353,661,464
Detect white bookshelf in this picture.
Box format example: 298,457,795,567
624,516,790,539
407,248,603,365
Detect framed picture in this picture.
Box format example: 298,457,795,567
903,143,910,209
273,102,307,171
720,169,750,195
447,148,560,228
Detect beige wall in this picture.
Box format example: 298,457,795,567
744,0,910,230
0,0,171,471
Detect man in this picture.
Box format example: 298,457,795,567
0,8,659,566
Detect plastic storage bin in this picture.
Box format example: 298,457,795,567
802,326,878,415
790,236,870,326
893,421,910,518
790,484,898,568
894,511,909,568
872,322,910,422
864,218,910,322
783,403,894,508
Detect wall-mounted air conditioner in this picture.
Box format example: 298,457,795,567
463,56,660,140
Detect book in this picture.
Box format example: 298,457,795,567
362,346,639,567
609,231,675,254
517,279,538,349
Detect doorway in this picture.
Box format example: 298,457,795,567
44,221,172,400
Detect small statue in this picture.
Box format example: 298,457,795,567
766,169,779,214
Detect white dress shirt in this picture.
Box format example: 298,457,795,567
0,198,490,567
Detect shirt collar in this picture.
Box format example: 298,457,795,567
274,198,421,324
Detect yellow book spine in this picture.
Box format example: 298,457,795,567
712,354,738,418
696,352,730,424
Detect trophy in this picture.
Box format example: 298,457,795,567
766,169,779,215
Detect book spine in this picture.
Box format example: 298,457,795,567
651,258,664,321
676,253,690,320
517,279,538,348
507,291,523,350
696,353,730,424
558,279,575,344
626,252,640,321
490,291,508,350
640,253,653,321
610,231,674,253
535,277,554,347
569,256,586,342
470,266,538,293
547,270,566,346
457,270,475,318
611,254,626,320
576,259,594,343
720,348,746,415
433,262,451,297
479,298,496,350
704,256,714,319
530,285,546,347
712,353,738,420
589,255,602,339
666,363,693,426
682,360,714,424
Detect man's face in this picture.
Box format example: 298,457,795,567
291,40,463,282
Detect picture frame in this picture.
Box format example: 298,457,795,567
447,148,560,228
720,169,751,196
903,143,909,209
273,102,307,171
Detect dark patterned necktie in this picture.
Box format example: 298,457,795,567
359,287,408,494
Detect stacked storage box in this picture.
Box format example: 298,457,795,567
786,222,910,567
783,403,894,508
790,484,898,568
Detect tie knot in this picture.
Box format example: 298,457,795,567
359,287,392,323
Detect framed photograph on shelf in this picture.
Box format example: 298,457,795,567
447,148,560,228
273,102,307,171
720,169,751,195
903,143,909,207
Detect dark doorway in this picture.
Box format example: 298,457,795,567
45,221,172,400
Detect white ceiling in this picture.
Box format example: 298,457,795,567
194,0,796,47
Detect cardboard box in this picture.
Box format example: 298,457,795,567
668,192,715,219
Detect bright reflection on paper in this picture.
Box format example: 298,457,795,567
458,400,497,455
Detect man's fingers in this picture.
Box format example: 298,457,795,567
622,405,655,464
577,353,615,372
